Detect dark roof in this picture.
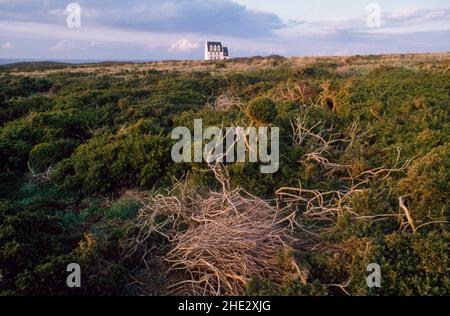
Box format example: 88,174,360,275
206,41,223,52
223,47,229,57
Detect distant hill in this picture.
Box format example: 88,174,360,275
0,61,69,70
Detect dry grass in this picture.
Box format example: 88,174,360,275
209,91,245,111
6,52,449,78
126,168,303,296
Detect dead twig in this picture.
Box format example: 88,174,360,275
399,195,417,233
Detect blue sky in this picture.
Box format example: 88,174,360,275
0,0,449,60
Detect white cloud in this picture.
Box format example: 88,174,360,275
0,0,284,37
168,38,200,52
49,39,76,52
2,41,13,49
0,21,188,47
0,4,448,59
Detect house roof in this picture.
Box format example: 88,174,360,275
223,47,229,57
206,41,223,52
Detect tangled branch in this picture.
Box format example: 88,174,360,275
280,112,414,231
266,79,315,104
206,91,244,111
127,165,302,296
27,161,54,183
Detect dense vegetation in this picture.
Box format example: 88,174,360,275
0,54,448,296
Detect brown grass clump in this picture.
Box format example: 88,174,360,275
267,79,316,104
127,172,300,296
212,91,244,111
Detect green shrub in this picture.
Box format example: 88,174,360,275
29,139,78,172
0,55,448,296
398,143,450,224
246,98,278,125
107,198,140,220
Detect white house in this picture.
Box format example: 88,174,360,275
204,41,230,61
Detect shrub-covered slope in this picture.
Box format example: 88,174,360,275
0,54,448,296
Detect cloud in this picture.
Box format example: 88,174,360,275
278,6,450,39
168,39,200,52
0,0,285,37
2,41,13,49
385,7,450,26
0,1,449,59
49,39,76,52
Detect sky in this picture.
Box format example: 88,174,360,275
0,0,449,61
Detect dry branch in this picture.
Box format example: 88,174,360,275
399,195,417,233
280,112,414,231
267,80,315,104
27,161,54,183
127,166,302,296
208,91,244,111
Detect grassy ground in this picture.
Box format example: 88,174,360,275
2,52,449,77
